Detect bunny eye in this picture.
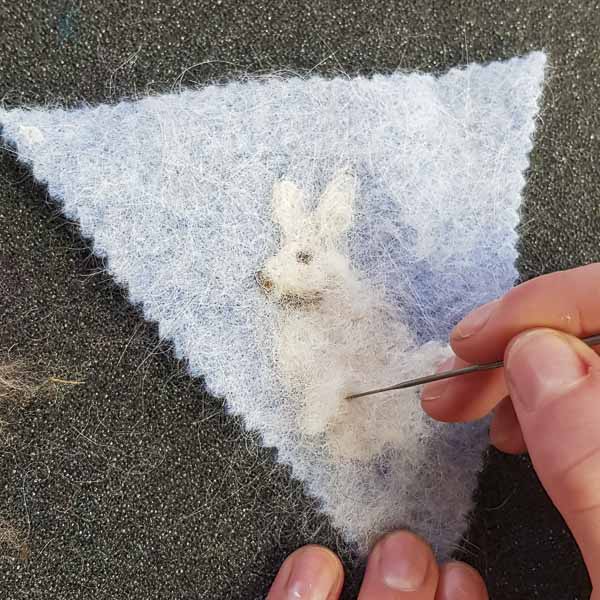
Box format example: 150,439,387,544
296,251,313,264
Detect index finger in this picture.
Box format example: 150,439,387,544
450,263,600,365
422,263,600,424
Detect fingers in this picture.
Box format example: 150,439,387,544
450,263,600,365
435,562,488,600
424,263,600,424
358,531,439,599
505,329,600,587
266,545,344,600
267,535,489,600
489,396,527,454
358,532,488,600
421,355,507,423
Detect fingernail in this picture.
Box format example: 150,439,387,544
453,300,500,340
377,531,430,591
506,330,589,413
422,356,455,402
285,549,340,600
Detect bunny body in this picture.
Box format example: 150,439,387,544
259,170,449,460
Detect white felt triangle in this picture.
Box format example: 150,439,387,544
0,52,546,558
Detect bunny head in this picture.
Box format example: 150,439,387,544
257,170,357,307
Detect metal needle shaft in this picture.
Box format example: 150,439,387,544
346,333,600,401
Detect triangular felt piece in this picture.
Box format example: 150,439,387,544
0,51,546,558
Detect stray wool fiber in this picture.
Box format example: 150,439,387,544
0,51,546,558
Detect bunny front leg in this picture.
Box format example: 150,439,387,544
300,371,349,437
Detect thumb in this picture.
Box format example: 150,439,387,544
505,328,600,588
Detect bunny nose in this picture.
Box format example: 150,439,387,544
255,270,273,292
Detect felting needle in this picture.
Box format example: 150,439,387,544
346,333,600,401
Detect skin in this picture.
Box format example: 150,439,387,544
267,263,600,599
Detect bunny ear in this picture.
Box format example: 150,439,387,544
316,168,356,240
272,180,308,238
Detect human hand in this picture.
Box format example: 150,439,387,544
421,263,600,596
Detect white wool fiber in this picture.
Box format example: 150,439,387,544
0,52,546,558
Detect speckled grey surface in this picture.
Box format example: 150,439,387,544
0,2,598,599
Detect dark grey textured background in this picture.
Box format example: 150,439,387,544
0,1,599,598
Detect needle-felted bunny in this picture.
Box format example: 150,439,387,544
258,169,449,460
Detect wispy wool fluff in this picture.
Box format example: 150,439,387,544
0,51,546,558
